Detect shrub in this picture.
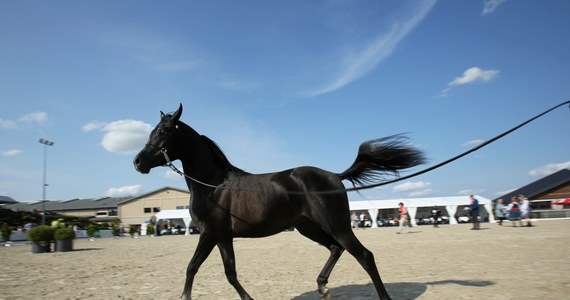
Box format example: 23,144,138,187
112,224,120,237
1,223,11,241
54,227,76,240
146,224,155,235
27,225,55,242
129,226,138,237
87,224,97,238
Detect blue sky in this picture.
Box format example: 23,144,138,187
1,0,569,202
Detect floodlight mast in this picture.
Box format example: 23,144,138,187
39,138,54,225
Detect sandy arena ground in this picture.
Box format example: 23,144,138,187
1,219,568,300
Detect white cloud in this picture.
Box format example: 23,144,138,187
1,112,49,129
441,67,499,96
458,189,486,196
0,118,17,129
462,139,485,147
528,161,570,177
82,121,107,132
1,149,22,157
105,185,142,197
163,168,183,180
307,0,436,96
458,189,474,196
482,0,507,16
409,189,433,197
100,120,152,155
83,119,152,155
495,189,515,197
393,181,431,192
449,67,499,87
19,111,48,125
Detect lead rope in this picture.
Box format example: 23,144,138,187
161,148,220,189
162,100,570,194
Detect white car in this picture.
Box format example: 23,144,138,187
458,216,470,223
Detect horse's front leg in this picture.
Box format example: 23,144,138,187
317,244,344,298
181,233,217,300
218,239,253,300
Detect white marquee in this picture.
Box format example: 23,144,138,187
349,195,494,227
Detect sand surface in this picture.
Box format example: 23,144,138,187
1,220,568,300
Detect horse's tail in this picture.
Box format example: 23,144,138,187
338,134,425,188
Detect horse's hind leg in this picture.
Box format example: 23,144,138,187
336,232,392,300
295,220,345,298
218,239,253,300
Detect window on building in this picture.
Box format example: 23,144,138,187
144,207,151,213
153,207,160,213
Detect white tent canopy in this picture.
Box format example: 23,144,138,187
154,209,192,235
349,195,494,227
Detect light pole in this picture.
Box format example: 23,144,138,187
39,138,54,225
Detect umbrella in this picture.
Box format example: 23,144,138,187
552,198,570,205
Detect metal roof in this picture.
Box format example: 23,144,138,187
2,186,187,213
0,196,18,204
3,196,129,212
494,169,570,201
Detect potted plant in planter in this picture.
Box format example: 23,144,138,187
54,227,75,252
27,225,55,253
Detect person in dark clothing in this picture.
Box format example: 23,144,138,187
469,195,480,230
431,207,440,228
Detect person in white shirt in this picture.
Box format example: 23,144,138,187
519,195,533,227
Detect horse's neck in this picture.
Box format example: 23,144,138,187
177,128,229,188
180,148,228,185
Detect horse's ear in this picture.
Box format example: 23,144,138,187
172,103,183,121
160,111,166,118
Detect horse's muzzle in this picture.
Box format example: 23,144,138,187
133,155,150,174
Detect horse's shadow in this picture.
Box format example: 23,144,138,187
292,279,494,300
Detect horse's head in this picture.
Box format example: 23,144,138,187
134,104,183,174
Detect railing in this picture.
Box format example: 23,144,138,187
533,209,570,219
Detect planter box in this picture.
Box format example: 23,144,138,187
55,239,73,252
31,242,51,254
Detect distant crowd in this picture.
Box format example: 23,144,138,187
494,194,533,227
351,194,535,233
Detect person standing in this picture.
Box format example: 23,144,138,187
397,202,410,234
507,196,522,227
359,212,367,229
431,206,440,228
351,212,359,229
495,198,506,226
469,195,480,230
519,195,533,227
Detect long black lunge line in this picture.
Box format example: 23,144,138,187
346,99,570,192
165,100,569,194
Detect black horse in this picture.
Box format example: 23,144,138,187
134,104,425,300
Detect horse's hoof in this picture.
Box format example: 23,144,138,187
321,288,330,300
181,293,191,300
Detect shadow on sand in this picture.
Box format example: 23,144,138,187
71,247,103,252
292,279,494,300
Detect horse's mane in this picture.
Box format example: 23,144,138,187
199,135,249,175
